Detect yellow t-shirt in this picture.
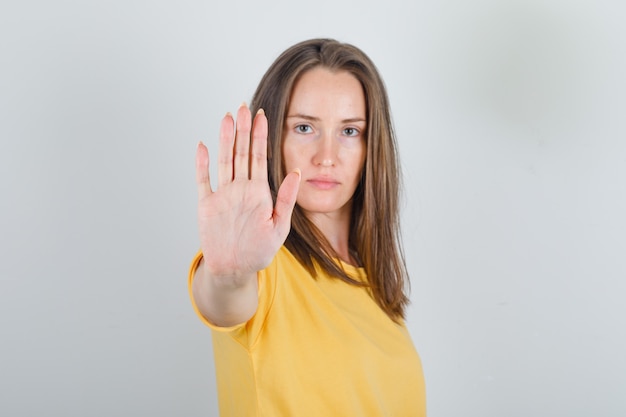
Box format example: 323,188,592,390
188,246,426,416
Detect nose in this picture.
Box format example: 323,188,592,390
312,131,337,167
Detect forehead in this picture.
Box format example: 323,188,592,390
287,67,366,118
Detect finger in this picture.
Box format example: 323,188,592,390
217,112,235,187
196,141,213,199
273,169,301,234
250,109,268,181
233,103,252,180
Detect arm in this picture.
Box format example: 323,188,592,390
192,104,300,327
191,258,258,327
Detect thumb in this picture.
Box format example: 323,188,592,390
273,169,301,231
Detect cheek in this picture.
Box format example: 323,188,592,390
282,141,299,171
349,142,367,176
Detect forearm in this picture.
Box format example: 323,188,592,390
191,259,259,327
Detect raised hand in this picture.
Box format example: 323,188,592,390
195,103,301,283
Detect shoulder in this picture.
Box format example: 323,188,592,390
261,245,307,277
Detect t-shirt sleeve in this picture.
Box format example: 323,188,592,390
187,250,279,347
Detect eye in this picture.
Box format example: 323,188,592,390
295,124,312,134
343,127,360,137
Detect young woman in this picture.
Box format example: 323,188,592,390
190,38,426,416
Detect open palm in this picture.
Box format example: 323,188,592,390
196,104,300,279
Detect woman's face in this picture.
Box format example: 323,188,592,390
282,67,366,221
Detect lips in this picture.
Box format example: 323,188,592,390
307,176,340,190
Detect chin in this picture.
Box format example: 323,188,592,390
297,199,352,217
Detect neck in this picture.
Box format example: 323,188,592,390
305,209,354,265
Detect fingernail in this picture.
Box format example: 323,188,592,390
257,108,265,116
240,101,247,108
225,111,232,118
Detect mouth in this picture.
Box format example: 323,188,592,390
307,177,340,190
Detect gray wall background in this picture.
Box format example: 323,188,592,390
1,0,624,416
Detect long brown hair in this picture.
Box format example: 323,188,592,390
250,39,410,321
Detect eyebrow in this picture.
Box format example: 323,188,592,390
286,113,366,124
